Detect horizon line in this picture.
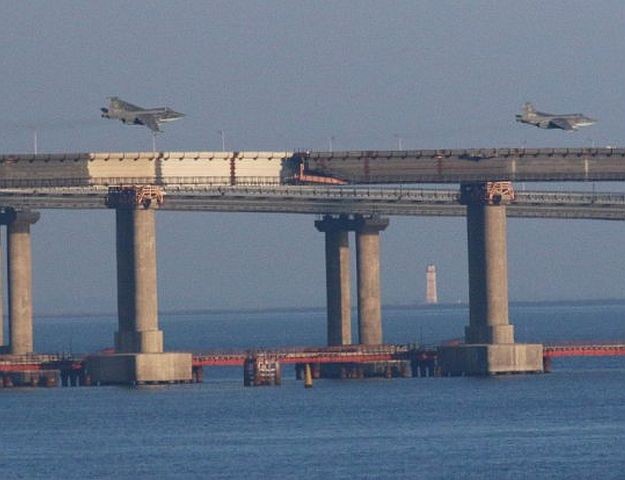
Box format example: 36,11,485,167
29,297,625,320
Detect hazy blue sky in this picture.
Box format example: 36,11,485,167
2,1,625,315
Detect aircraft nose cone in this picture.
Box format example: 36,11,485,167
580,117,597,126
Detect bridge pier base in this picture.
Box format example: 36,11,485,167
542,355,553,373
87,352,192,385
439,183,543,376
87,190,191,385
438,344,543,376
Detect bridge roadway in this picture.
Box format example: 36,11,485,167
1,185,625,220
3,148,625,186
304,147,625,183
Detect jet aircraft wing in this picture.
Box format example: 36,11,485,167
136,114,161,132
549,118,575,131
110,97,142,111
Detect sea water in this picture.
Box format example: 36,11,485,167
1,303,625,479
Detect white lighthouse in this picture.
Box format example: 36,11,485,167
425,264,438,304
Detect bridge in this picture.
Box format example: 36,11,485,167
3,148,625,186
2,186,625,220
303,147,625,183
0,149,624,384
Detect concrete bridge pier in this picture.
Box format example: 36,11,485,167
0,209,40,355
114,207,163,354
438,182,543,376
355,215,389,345
86,187,191,385
315,215,352,346
0,224,4,352
315,214,389,354
465,199,514,344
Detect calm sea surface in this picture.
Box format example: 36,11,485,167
2,303,625,479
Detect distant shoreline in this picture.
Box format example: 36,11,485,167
32,298,625,320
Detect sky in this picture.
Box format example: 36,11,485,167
1,1,625,315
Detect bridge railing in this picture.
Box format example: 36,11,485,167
3,184,625,214
192,344,412,360
0,352,79,364
0,176,286,189
172,185,460,201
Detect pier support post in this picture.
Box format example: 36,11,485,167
0,209,40,355
355,215,389,345
315,215,352,346
465,192,514,344
86,187,191,385
0,223,4,351
114,207,163,353
438,183,543,375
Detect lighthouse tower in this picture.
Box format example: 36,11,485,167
425,264,438,304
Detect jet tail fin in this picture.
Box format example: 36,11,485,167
523,102,535,114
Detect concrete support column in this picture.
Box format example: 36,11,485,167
355,215,389,345
88,186,191,385
437,182,543,376
0,231,4,349
465,203,514,344
315,215,352,346
114,207,163,354
0,210,40,355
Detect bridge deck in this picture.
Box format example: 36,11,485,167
1,186,625,220
304,148,625,183
3,148,625,186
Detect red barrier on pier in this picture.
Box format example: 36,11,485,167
192,344,411,367
2,343,625,378
543,343,625,358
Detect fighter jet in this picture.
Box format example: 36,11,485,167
100,97,184,132
515,102,596,131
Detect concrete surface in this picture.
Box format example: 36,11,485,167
355,216,389,345
438,344,544,376
86,352,192,385
315,215,352,346
3,210,40,354
114,207,163,354
465,204,514,344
